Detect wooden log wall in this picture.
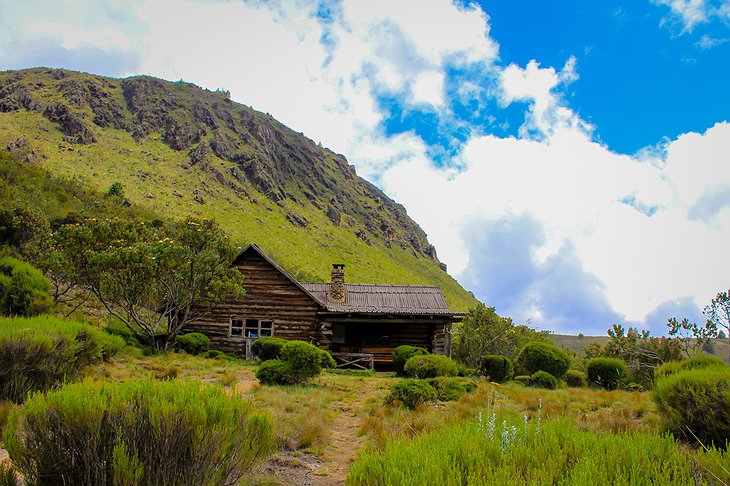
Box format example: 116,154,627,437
186,250,320,356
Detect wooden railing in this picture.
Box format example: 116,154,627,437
330,352,374,370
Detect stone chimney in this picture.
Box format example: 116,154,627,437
329,264,346,302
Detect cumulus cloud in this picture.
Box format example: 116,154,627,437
653,0,730,33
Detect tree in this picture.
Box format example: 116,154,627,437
705,290,730,362
666,317,718,359
51,217,244,350
453,304,549,367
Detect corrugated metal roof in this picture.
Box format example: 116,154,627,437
300,283,459,315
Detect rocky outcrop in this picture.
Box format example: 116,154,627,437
43,103,96,144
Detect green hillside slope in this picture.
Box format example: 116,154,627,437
0,67,478,310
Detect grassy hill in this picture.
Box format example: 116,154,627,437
0,67,478,310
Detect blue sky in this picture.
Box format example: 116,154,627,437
0,0,728,336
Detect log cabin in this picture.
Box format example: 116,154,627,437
186,244,464,369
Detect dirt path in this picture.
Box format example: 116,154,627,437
262,378,382,485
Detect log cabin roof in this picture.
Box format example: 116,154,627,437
300,283,461,316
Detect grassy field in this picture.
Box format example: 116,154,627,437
3,346,726,485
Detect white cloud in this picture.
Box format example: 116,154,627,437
655,0,709,32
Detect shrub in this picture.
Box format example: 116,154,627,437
587,357,628,390
103,321,141,346
256,359,295,386
0,316,125,403
404,354,459,378
514,375,531,386
175,332,210,355
5,379,273,485
627,382,644,392
392,345,428,375
531,370,559,389
256,341,333,385
516,342,570,378
203,349,233,361
426,377,467,401
652,367,730,447
655,354,726,382
385,379,437,409
251,337,287,361
565,369,587,388
0,257,51,317
479,355,514,382
457,363,477,377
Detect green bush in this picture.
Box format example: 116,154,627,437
652,367,730,447
251,337,287,361
256,359,294,386
103,321,140,347
426,377,467,401
175,332,211,355
0,316,125,403
479,354,514,382
0,257,51,317
516,342,570,378
514,375,531,385
587,357,628,390
5,379,273,485
627,382,644,392
392,345,428,376
202,349,234,361
256,341,333,385
565,369,587,388
654,355,726,382
385,379,438,409
531,370,559,389
404,354,459,378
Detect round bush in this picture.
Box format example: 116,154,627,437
404,354,458,379
392,345,428,375
516,342,570,378
652,367,730,447
565,369,587,388
175,332,210,355
531,370,559,389
479,355,514,382
385,379,438,409
251,337,287,361
587,357,628,390
513,375,531,386
0,257,51,317
5,379,274,485
426,377,468,401
256,359,295,385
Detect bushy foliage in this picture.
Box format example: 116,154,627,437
0,257,51,317
652,366,730,447
513,375,531,386
426,377,468,401
347,412,729,485
565,369,587,388
392,345,428,376
517,342,570,378
5,379,274,485
106,181,124,198
654,354,726,381
0,462,18,486
176,332,210,355
587,357,628,390
251,337,287,361
385,379,438,409
453,304,550,366
0,316,125,403
404,354,458,379
203,349,234,361
256,341,335,385
531,370,559,389
479,354,514,382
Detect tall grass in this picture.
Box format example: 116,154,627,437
0,316,125,402
5,379,273,485
347,412,728,485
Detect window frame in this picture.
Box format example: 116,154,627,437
230,317,274,338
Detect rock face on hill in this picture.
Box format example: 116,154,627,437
0,68,440,264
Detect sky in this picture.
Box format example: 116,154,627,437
1,0,729,336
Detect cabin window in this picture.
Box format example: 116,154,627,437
230,318,274,338
230,319,243,337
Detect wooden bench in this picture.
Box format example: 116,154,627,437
363,346,396,365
